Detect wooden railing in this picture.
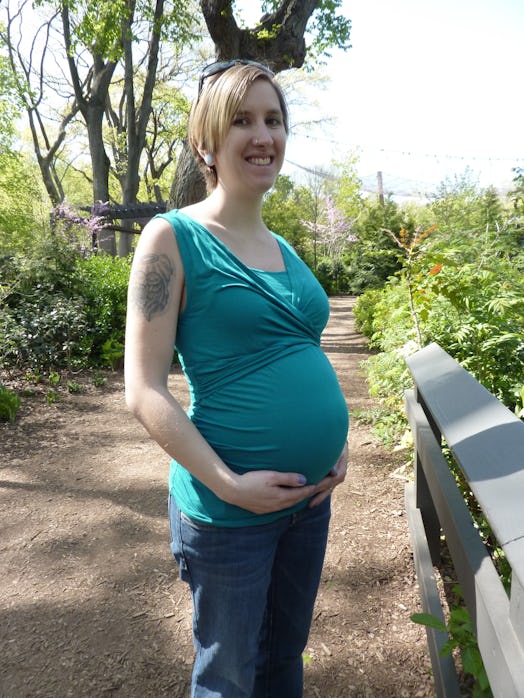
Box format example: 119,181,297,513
88,202,167,235
404,343,524,697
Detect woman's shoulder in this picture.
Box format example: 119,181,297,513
158,208,188,226
179,202,206,220
271,231,299,258
160,206,212,234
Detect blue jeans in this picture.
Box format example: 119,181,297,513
168,495,331,698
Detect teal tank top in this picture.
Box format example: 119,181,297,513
159,210,349,527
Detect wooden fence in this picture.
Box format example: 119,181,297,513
404,342,524,697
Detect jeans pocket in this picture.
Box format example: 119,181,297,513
179,510,218,531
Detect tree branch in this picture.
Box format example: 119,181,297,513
200,0,321,70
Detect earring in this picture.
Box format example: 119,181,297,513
204,153,214,166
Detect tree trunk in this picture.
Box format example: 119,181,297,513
86,105,115,254
34,150,64,206
61,4,117,254
118,0,164,255
201,0,319,69
167,139,207,209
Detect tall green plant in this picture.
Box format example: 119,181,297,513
262,176,312,259
384,224,438,347
354,172,524,443
408,209,524,410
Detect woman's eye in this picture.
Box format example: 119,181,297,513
266,117,282,127
233,117,249,126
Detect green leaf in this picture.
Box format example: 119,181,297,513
449,606,472,626
410,613,447,632
440,639,457,657
462,646,484,676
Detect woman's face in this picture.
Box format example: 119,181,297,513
214,79,287,198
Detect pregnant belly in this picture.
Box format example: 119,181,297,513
193,346,349,484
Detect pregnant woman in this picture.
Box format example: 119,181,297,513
125,60,349,698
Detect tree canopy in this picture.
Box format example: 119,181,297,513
2,0,352,252
2,0,199,251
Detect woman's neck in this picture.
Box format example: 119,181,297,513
181,187,283,270
202,188,267,237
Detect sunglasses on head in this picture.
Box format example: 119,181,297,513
197,59,275,98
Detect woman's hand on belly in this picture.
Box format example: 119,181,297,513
226,470,319,514
307,442,348,508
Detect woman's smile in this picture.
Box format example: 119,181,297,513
246,156,272,166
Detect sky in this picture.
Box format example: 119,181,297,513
239,0,524,198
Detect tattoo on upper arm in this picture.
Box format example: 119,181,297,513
131,253,175,321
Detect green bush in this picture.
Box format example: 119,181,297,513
354,202,524,444
0,384,21,422
71,254,131,365
423,244,524,407
343,195,409,293
352,288,383,338
0,292,90,370
0,205,131,372
314,257,350,295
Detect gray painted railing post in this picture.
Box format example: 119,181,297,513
510,575,524,648
414,438,441,566
404,342,524,697
413,388,442,566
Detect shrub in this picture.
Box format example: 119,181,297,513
355,217,524,436
0,292,90,370
71,254,131,364
0,204,131,372
314,257,350,295
352,288,383,338
0,384,21,422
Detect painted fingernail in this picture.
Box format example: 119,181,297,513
297,475,307,485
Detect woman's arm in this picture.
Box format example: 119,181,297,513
124,217,320,514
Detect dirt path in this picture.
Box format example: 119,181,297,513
1,297,434,697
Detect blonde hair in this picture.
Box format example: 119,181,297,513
188,64,289,190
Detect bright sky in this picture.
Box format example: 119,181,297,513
239,0,524,197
